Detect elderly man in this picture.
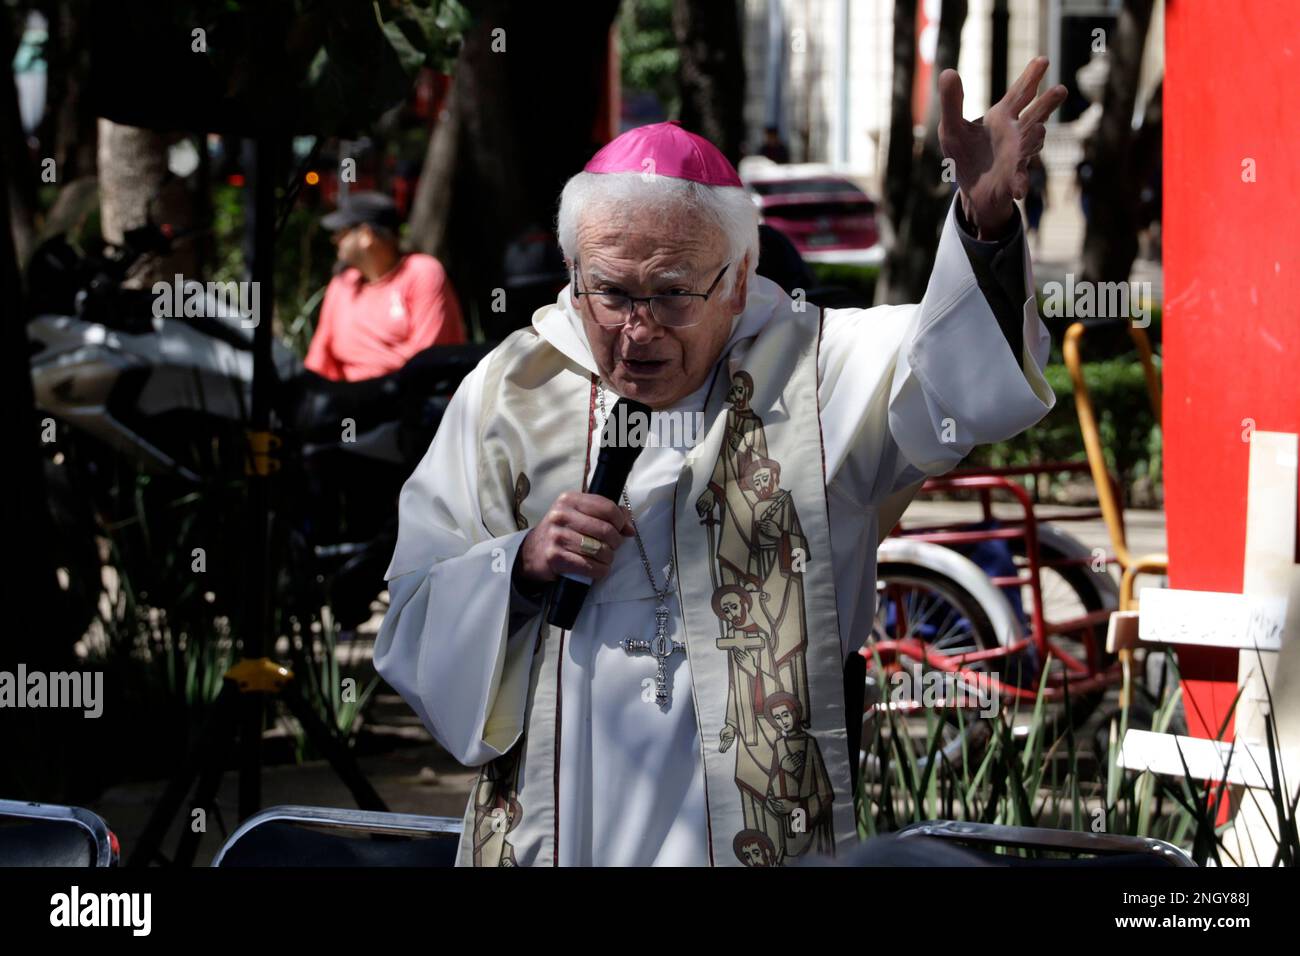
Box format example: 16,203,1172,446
377,61,1064,866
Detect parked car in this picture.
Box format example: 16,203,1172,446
741,161,884,267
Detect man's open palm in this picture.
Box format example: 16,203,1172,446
939,56,1067,238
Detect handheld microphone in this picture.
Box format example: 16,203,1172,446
546,396,653,629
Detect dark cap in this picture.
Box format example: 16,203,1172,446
321,191,401,233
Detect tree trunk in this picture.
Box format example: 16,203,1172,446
37,0,98,181
989,0,1009,104
30,0,100,263
879,0,966,304
674,0,746,167
1080,0,1155,285
405,0,623,341
878,0,918,303
1,8,37,271
408,78,461,264
96,119,195,286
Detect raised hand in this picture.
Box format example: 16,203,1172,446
938,56,1067,239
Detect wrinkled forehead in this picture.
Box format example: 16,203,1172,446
574,202,725,281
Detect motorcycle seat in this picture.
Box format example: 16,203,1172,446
394,342,494,394
283,343,493,439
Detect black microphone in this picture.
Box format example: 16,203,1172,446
546,396,653,629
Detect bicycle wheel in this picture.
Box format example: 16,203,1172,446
1009,533,1116,732
861,564,1001,780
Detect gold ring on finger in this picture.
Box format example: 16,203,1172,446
577,534,601,557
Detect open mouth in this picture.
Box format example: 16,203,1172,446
619,357,669,376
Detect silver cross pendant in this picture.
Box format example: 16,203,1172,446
622,605,685,705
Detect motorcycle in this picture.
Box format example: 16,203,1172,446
26,221,490,644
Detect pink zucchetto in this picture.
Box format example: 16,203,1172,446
583,121,743,188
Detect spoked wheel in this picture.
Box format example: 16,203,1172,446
1008,534,1116,734
861,564,1003,781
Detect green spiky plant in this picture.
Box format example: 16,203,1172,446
284,609,382,762
855,646,1299,866
62,453,383,791
1132,650,1300,867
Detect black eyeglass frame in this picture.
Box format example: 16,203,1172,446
570,259,732,328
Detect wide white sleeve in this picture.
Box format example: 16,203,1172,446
373,356,539,767
819,197,1055,507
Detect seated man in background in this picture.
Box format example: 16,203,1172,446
306,191,467,381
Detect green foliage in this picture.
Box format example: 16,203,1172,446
619,0,679,117
209,181,336,357
58,470,246,792
810,261,880,304
209,183,247,288
796,270,1162,502
288,614,381,761
970,299,1163,499
857,651,1298,865
968,354,1163,502
377,0,472,75
144,0,468,134
856,656,1163,854
49,446,378,790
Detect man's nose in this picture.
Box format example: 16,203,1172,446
622,302,664,343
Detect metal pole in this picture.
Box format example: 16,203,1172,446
836,0,850,166
238,135,279,820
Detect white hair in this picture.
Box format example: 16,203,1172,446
556,171,760,294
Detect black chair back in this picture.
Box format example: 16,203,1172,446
0,799,118,867
213,806,462,867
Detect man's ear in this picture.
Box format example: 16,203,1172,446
563,257,578,309
728,254,751,315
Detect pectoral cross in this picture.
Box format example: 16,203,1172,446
622,605,685,705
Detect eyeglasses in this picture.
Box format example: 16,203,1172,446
571,260,731,328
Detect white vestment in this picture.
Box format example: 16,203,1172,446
375,200,1054,865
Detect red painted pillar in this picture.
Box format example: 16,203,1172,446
1164,0,1300,742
